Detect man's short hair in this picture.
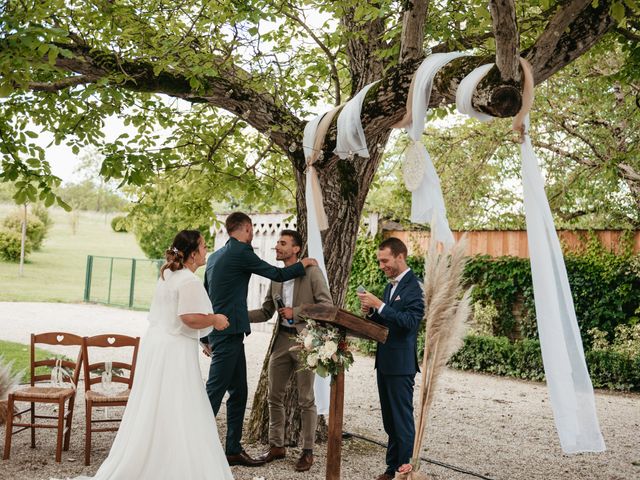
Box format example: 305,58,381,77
225,212,252,234
378,237,408,257
280,229,303,248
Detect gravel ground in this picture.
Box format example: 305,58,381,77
0,302,638,480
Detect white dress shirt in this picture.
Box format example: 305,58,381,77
378,268,411,314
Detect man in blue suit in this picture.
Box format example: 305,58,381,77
201,212,317,467
357,237,424,480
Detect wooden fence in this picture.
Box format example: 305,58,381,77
385,230,640,258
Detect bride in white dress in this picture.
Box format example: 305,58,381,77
75,230,234,480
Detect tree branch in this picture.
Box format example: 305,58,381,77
615,26,640,43
526,0,615,83
399,0,430,63
489,0,520,82
342,7,387,94
49,42,305,168
282,9,342,104
28,74,99,92
531,139,598,167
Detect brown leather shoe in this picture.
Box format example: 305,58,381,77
294,450,313,472
256,446,286,463
375,474,394,480
226,450,266,467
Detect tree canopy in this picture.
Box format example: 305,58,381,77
1,0,639,297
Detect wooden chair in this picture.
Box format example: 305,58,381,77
82,334,139,466
3,332,83,463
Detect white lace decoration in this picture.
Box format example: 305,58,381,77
402,141,427,192
398,52,469,246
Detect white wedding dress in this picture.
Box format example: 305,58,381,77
73,269,234,480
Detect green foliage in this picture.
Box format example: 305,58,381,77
126,174,218,259
344,234,388,314
31,203,53,230
451,334,640,391
464,238,640,346
366,47,640,230
110,215,128,233
58,180,127,213
0,229,31,262
2,210,47,250
450,335,546,381
464,255,537,339
589,323,640,359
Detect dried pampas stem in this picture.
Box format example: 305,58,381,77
0,355,23,425
395,228,472,480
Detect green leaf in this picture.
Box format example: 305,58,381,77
0,83,13,97
56,197,72,211
611,2,626,22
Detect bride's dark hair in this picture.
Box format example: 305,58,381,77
160,230,202,279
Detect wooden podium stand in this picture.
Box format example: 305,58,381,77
299,304,388,480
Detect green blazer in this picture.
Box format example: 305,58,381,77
204,237,306,338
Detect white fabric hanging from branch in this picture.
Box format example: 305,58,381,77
302,109,340,415
396,52,470,246
456,59,605,454
334,81,380,159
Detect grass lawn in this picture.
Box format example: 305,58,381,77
0,204,157,306
0,339,59,383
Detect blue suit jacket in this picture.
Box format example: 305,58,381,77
203,237,305,338
370,269,424,375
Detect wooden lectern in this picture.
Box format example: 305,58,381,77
298,304,389,480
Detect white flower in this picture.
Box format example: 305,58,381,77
304,334,314,350
307,353,318,367
320,340,338,360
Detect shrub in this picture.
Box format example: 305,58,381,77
450,334,640,391
31,203,53,230
0,229,32,262
111,215,128,233
2,211,47,250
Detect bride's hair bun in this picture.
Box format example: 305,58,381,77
160,230,202,279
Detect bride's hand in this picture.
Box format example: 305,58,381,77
212,314,229,331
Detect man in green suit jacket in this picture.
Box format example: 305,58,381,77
202,212,317,467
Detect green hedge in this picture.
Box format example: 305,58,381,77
450,334,640,392
345,233,640,391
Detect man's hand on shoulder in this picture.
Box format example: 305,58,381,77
301,257,318,268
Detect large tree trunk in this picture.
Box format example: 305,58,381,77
246,139,388,445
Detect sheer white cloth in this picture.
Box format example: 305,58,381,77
303,111,339,415
334,81,379,159
401,52,469,244
456,64,605,454
69,269,234,479
305,170,331,414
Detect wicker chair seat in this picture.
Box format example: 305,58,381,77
85,389,131,403
13,386,75,400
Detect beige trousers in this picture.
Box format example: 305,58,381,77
268,329,317,450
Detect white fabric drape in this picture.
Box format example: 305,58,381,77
303,112,333,415
334,81,379,159
456,63,605,454
400,52,469,245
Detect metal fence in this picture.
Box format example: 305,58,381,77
83,255,163,310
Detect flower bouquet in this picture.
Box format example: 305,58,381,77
291,319,354,378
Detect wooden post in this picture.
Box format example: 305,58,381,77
326,370,345,480
297,304,388,479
